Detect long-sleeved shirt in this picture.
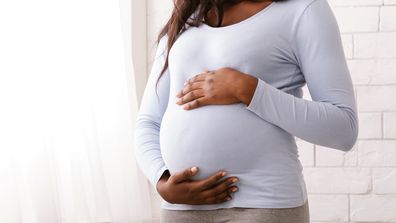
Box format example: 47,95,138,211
133,0,358,210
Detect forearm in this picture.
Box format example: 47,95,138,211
133,118,169,187
134,34,171,188
238,77,358,151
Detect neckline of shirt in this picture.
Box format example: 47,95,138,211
200,1,276,31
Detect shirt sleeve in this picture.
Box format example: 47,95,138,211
134,35,170,188
245,0,359,152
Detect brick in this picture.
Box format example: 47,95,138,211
356,86,396,112
357,112,382,139
347,59,396,85
350,195,396,221
303,167,371,193
373,168,396,194
296,139,315,166
358,140,396,166
333,7,379,33
308,194,349,222
380,6,396,31
384,0,396,5
316,144,357,166
384,112,396,138
354,33,396,58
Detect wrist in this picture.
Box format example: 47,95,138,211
156,169,170,193
236,74,258,106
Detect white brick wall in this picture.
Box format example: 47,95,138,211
146,0,396,222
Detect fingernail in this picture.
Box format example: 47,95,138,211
232,178,239,183
231,187,238,192
226,196,232,201
190,166,197,173
221,171,227,177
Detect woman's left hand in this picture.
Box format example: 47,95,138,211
175,67,258,110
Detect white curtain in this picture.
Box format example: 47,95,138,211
0,0,153,222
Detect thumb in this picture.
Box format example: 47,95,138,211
172,166,198,184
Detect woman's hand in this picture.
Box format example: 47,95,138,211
156,166,239,205
175,67,258,110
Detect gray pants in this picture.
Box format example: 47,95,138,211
160,200,310,223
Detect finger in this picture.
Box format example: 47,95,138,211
200,177,237,198
197,177,238,205
195,170,227,191
182,96,207,110
171,166,198,184
213,188,234,204
176,85,204,105
176,89,204,105
184,73,207,85
209,175,239,189
203,69,216,75
176,81,202,98
207,70,215,75
203,188,233,205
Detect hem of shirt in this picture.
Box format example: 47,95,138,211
160,196,308,211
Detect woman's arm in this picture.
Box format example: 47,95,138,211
134,35,170,187
243,0,358,151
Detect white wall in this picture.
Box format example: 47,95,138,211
146,1,396,222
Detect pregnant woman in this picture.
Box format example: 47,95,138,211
134,0,359,222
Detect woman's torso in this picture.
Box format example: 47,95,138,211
159,0,314,210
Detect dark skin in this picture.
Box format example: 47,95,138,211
175,67,258,109
157,1,271,205
156,167,239,205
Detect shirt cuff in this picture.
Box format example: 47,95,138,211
152,165,169,191
245,77,266,112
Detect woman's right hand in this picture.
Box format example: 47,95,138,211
156,166,239,205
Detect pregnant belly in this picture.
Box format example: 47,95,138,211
159,102,300,181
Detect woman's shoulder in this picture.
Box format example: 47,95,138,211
280,0,324,7
275,0,332,27
277,0,328,14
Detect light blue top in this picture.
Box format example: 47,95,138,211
134,0,358,210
